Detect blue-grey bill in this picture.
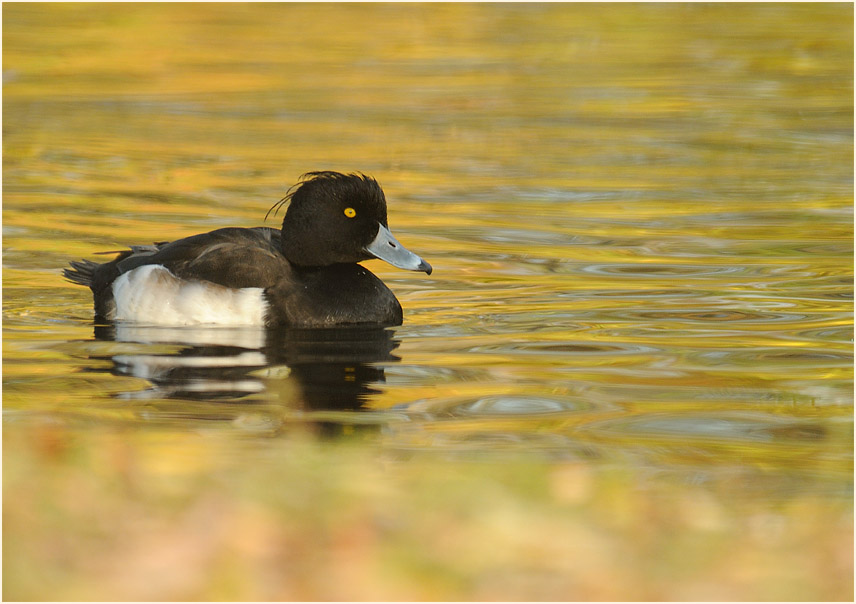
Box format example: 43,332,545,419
365,224,433,275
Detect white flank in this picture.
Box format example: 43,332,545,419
112,265,267,326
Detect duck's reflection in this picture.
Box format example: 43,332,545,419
92,323,400,414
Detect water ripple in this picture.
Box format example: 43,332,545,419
583,412,829,444
579,263,749,278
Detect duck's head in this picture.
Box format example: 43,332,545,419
273,171,432,274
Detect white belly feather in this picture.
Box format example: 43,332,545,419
111,265,267,326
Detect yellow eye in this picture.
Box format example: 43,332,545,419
344,207,356,218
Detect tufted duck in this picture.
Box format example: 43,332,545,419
64,171,432,327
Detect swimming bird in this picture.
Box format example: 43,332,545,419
64,171,432,327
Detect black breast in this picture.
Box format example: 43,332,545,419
264,263,403,327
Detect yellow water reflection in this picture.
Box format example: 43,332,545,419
3,2,853,601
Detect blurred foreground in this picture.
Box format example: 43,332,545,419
4,423,851,601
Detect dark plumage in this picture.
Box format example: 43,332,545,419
64,172,432,327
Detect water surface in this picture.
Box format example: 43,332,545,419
3,3,852,601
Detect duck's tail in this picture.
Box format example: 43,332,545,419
64,245,162,289
63,260,99,288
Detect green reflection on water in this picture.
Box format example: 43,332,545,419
3,3,853,601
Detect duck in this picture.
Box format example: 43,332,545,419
63,171,432,327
